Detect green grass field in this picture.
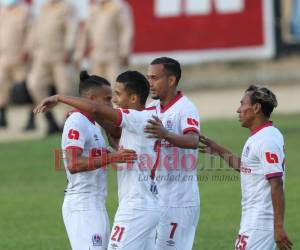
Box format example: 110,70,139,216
0,114,299,249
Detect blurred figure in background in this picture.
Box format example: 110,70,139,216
75,0,134,84
291,0,300,40
281,0,300,42
0,0,31,128
27,0,78,135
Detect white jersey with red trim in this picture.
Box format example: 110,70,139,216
240,122,285,231
61,111,107,210
115,108,159,210
148,92,200,207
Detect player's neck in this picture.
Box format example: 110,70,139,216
130,103,145,111
160,89,178,107
249,117,270,134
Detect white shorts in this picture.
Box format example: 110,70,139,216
62,205,110,250
234,229,276,250
107,207,160,250
155,206,200,250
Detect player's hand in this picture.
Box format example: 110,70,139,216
275,226,293,250
144,116,169,139
198,135,221,155
110,149,137,163
33,95,60,114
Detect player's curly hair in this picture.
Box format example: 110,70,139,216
246,85,278,118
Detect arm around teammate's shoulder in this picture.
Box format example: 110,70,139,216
199,135,241,172
34,94,120,125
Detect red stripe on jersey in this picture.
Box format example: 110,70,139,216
150,140,161,180
67,109,95,124
265,172,283,180
145,106,156,111
183,127,199,135
251,121,273,136
122,109,130,114
115,109,123,127
160,91,183,113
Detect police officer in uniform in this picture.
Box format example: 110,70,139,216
75,0,134,84
0,0,31,128
27,0,78,134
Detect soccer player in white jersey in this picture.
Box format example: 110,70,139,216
199,85,292,250
145,57,200,250
34,70,161,250
60,71,137,250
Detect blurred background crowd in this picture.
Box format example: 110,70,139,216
0,0,299,137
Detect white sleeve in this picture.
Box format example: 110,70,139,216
115,108,145,134
180,105,200,135
260,140,284,179
62,115,87,151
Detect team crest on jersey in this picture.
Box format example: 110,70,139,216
244,146,250,157
92,234,102,246
166,120,173,130
94,134,99,141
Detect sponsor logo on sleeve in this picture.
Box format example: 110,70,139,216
265,152,279,164
187,118,199,126
68,129,80,140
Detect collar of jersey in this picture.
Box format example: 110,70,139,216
70,109,95,125
251,121,273,136
160,91,183,113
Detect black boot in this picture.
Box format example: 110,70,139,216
23,111,36,131
45,111,61,135
0,107,7,128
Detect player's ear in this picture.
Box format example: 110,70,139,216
168,75,177,88
253,102,261,114
83,89,94,100
130,94,139,104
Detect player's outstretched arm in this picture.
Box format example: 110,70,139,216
269,177,293,250
65,147,137,174
144,116,199,149
34,94,120,124
199,135,241,172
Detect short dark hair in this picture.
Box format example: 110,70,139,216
79,70,110,95
150,57,181,85
116,71,149,105
246,85,278,118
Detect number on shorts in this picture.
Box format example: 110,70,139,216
111,225,125,242
235,234,248,250
169,222,178,239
